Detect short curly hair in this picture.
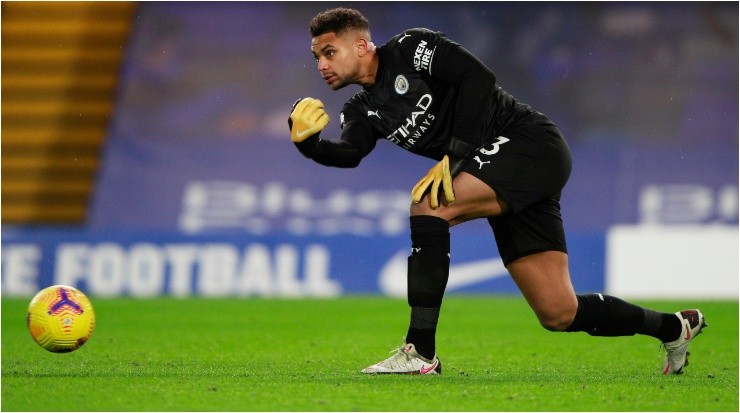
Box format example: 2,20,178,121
309,8,371,39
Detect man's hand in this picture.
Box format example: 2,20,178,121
289,98,330,142
411,155,455,209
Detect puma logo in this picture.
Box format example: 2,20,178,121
367,110,381,119
473,156,491,169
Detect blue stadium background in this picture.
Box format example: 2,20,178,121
3,2,738,298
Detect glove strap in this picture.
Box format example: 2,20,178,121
447,136,474,177
448,157,466,177
447,136,474,158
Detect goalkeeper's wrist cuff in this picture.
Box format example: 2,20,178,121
294,133,321,158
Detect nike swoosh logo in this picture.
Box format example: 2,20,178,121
420,359,438,374
295,130,313,140
379,250,508,297
684,321,691,340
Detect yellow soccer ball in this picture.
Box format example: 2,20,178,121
27,285,95,353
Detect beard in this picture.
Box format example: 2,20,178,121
329,60,363,90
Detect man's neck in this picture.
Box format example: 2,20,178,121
357,47,379,87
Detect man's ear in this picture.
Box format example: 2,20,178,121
356,37,370,57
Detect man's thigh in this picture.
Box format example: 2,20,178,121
410,172,510,224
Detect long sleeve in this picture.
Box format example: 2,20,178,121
430,39,496,150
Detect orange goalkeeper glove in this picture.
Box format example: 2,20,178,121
289,97,330,143
411,155,455,209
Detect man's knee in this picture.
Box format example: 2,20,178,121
410,200,434,217
410,198,453,220
536,302,578,332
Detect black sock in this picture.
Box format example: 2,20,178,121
640,309,683,343
407,307,441,359
405,215,449,360
566,294,683,342
407,328,436,359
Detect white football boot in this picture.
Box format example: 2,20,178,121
662,309,707,374
361,342,442,375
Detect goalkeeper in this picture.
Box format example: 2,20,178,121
289,7,706,375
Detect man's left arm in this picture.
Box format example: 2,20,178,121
408,31,497,208
430,36,497,175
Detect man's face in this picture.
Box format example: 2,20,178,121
311,31,362,90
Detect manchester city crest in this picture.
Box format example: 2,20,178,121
394,74,409,95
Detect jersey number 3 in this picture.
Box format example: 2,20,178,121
479,136,510,156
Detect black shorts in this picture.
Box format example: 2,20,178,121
460,112,572,266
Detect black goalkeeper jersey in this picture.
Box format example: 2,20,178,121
296,28,535,167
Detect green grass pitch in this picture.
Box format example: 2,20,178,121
2,296,737,411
